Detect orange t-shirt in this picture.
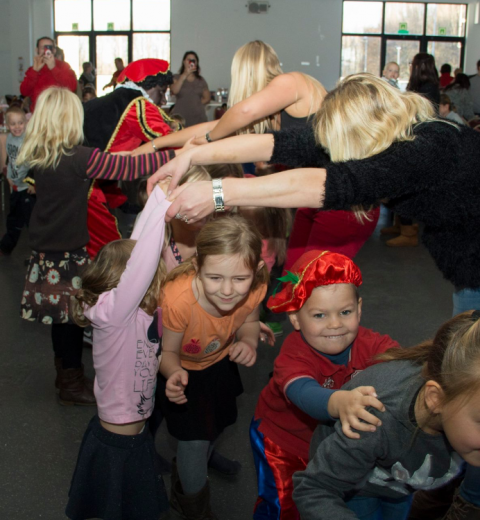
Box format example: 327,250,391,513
162,273,267,370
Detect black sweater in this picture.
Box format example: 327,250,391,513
270,122,480,289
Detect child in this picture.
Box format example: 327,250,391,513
16,87,173,405
251,250,400,519
66,185,170,520
0,106,35,256
439,94,466,125
382,61,400,89
294,310,480,520
159,215,270,518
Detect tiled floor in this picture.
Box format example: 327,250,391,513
0,209,453,519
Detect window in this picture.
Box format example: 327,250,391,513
54,0,171,95
341,2,467,89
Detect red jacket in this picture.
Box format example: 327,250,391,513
20,59,77,111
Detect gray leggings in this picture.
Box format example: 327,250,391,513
177,440,214,495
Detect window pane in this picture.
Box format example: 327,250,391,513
133,33,170,62
427,41,462,71
343,2,383,34
57,35,89,77
96,35,128,95
341,36,381,78
384,3,425,35
54,0,92,31
427,4,467,37
93,0,130,31
385,39,420,90
133,0,170,31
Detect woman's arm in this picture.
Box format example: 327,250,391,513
170,73,188,96
195,74,301,144
132,121,217,156
86,148,173,181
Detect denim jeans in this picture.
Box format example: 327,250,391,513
346,495,412,519
452,288,480,507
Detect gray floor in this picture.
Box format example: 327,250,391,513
0,207,453,519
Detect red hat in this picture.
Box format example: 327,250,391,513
267,250,362,313
117,58,170,84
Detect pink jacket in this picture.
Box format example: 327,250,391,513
85,186,170,424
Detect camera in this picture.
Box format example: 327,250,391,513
44,44,54,54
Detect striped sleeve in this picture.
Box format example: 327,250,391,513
86,148,174,181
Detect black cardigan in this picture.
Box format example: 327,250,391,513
269,122,480,289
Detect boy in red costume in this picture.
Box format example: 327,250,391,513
251,250,400,520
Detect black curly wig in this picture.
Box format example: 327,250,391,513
136,70,173,90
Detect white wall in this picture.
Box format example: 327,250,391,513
0,0,479,98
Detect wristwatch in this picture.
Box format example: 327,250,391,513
212,178,225,212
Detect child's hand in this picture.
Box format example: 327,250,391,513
328,387,385,440
165,369,189,404
259,322,276,346
27,185,36,194
229,341,257,367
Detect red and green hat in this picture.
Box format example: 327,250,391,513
117,58,170,84
267,250,362,313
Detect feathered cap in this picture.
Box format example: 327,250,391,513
267,250,362,313
117,58,171,84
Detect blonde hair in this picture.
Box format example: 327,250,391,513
205,163,244,180
166,215,270,292
228,40,325,135
72,239,166,327
17,87,84,170
164,166,211,246
379,312,480,425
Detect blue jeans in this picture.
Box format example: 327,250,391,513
452,288,480,507
346,495,412,519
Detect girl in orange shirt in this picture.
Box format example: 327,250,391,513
159,215,269,519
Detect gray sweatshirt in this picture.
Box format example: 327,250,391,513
293,360,464,520
6,133,29,190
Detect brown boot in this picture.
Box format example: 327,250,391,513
386,225,419,247
408,477,461,519
442,492,480,520
59,367,96,406
55,358,94,393
170,460,218,520
380,215,401,235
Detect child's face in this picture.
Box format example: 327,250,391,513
7,113,26,137
439,103,449,117
438,387,480,467
384,65,400,80
198,254,260,315
289,284,362,355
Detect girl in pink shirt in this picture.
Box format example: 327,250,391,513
66,186,170,520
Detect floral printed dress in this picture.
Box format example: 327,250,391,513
21,248,90,324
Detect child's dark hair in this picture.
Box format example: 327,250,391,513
72,239,166,326
378,311,480,407
440,94,451,109
166,215,270,291
6,106,26,121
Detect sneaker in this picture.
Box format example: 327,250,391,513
265,322,284,337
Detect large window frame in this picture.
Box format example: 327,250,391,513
53,0,171,75
341,2,467,79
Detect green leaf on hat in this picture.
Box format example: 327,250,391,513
272,271,300,296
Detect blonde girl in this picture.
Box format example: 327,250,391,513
294,311,480,519
17,87,172,407
159,216,269,518
66,186,170,520
132,40,326,153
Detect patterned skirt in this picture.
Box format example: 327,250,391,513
20,248,90,325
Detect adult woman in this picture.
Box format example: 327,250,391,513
444,73,475,121
407,52,440,107
170,51,210,127
149,75,480,518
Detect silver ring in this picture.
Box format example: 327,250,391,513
175,213,183,220
182,215,189,223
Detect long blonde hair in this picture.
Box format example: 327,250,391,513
166,215,270,292
228,40,325,135
17,87,84,170
72,239,166,327
315,73,437,162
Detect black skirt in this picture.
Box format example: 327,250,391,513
66,415,168,520
158,356,243,442
21,248,90,325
